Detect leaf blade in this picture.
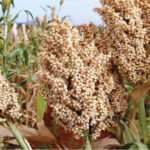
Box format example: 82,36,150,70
36,92,46,122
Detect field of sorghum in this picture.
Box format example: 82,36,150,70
0,0,150,149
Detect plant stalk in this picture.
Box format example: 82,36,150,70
82,130,92,150
7,121,30,150
138,96,148,144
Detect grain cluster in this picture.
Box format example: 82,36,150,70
37,18,127,140
95,0,150,84
0,73,21,123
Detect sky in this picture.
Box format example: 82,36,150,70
11,0,103,25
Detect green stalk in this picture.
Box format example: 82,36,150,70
7,121,30,150
2,9,9,75
84,135,92,150
138,95,148,144
82,130,92,150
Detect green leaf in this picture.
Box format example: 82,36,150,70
61,16,70,23
124,84,134,96
120,120,137,144
6,71,16,79
40,5,47,13
121,143,134,149
147,140,150,149
23,50,29,66
10,0,14,7
116,123,123,143
129,143,149,150
8,49,23,58
15,79,27,88
146,104,150,115
3,56,8,75
138,95,148,144
0,17,3,22
0,137,4,148
82,130,92,150
24,10,35,21
124,84,134,92
129,143,138,149
46,5,53,10
135,143,149,149
6,6,10,18
15,54,19,71
0,36,4,41
37,93,46,122
0,143,4,148
11,13,19,22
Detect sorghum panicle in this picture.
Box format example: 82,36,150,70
37,18,127,140
0,73,21,123
95,0,150,84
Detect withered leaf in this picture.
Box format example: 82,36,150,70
131,79,150,107
93,137,121,150
0,121,56,145
20,121,56,144
0,126,13,138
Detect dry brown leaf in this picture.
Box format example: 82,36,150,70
131,79,150,107
0,122,57,145
20,121,64,149
0,126,13,138
93,137,120,150
19,121,56,144
18,126,38,137
37,121,56,141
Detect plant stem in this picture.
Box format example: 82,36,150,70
82,130,92,150
84,136,92,150
138,95,148,144
2,10,9,75
7,121,30,150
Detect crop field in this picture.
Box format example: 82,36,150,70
0,0,150,149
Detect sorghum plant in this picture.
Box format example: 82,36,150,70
37,18,127,142
0,72,21,123
94,0,150,84
0,72,31,149
94,0,150,149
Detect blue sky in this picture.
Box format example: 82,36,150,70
11,0,103,25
